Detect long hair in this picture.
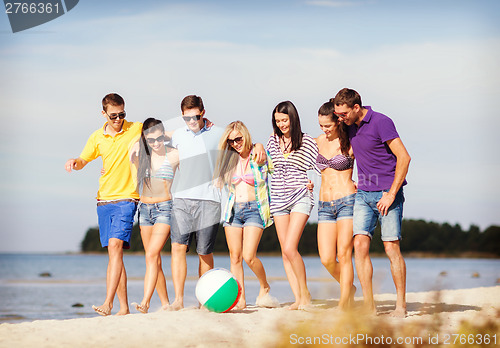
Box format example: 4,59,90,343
137,118,165,192
214,121,253,187
271,101,303,152
320,101,351,156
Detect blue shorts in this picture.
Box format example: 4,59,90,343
318,193,355,223
170,198,220,255
353,188,405,242
138,200,173,226
96,200,138,249
273,195,313,216
223,201,264,229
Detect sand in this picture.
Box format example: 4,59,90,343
0,286,498,348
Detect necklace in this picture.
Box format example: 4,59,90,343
281,137,292,153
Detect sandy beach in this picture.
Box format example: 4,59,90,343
1,286,498,348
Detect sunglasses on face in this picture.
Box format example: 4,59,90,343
146,135,165,145
106,111,126,120
227,136,243,145
182,115,202,122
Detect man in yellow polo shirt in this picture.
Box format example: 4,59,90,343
65,93,142,316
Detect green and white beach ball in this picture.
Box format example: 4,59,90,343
195,268,241,313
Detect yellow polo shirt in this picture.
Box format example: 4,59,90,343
80,120,142,200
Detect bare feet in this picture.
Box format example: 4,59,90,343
388,307,406,318
131,302,148,314
169,299,184,311
92,305,111,316
288,301,300,310
234,298,246,310
115,309,130,316
161,303,170,311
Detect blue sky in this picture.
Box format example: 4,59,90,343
0,0,499,252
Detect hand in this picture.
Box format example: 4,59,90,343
376,191,395,216
353,180,358,193
101,168,106,176
65,159,76,173
252,143,266,165
306,180,314,192
204,118,214,128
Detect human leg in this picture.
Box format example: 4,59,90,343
241,226,270,299
317,222,340,282
281,212,311,308
273,214,300,308
380,189,406,317
384,241,406,317
353,235,374,313
94,202,135,316
336,218,355,310
170,242,187,311
225,225,246,309
138,223,170,312
95,237,126,315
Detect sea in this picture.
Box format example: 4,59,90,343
0,253,498,323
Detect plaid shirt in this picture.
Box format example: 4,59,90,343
222,151,274,229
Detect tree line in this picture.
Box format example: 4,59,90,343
80,219,500,257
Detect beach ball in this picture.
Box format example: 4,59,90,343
195,268,241,313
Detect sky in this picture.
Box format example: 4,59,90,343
0,0,499,252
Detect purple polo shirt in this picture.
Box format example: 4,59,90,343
348,106,407,191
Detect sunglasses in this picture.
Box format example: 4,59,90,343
106,111,126,120
146,135,165,145
182,115,202,122
227,136,243,145
334,111,350,119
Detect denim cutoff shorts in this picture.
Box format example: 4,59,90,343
273,194,313,216
318,193,355,223
224,200,264,229
138,200,173,226
353,188,405,241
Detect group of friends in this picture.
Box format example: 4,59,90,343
65,88,411,318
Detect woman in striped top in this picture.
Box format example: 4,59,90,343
214,121,279,310
266,101,318,310
131,118,179,313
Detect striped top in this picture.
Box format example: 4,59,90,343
152,153,174,181
266,133,318,213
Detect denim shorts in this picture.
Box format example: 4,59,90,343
138,200,173,226
273,194,313,216
318,193,355,223
96,200,137,249
170,198,220,255
353,188,405,241
223,200,264,229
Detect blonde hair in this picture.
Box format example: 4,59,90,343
214,121,253,187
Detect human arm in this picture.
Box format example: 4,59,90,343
65,157,88,172
252,143,266,165
376,138,411,215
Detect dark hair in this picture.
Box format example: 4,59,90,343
137,118,165,192
318,101,351,156
181,95,204,113
272,101,303,152
102,93,124,112
332,88,362,108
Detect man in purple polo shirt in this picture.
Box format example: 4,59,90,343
333,88,411,318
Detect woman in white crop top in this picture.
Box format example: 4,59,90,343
131,118,178,313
